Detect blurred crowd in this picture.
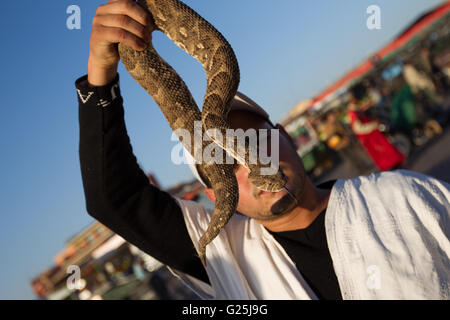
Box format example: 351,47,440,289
307,43,450,178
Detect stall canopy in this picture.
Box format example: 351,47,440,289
91,234,126,260
309,2,450,109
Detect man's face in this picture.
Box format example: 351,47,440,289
224,110,307,221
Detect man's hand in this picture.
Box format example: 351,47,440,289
88,0,155,86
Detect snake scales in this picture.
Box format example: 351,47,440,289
118,0,286,266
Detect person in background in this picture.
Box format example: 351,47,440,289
320,111,372,174
419,46,450,93
403,59,443,107
402,58,444,135
347,84,405,171
364,78,383,108
389,76,418,136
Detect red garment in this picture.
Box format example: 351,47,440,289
348,109,405,171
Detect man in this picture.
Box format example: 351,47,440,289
402,60,443,107
76,0,449,299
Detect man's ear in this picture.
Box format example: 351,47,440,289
203,188,216,203
275,123,298,150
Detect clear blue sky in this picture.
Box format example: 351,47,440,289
0,0,443,299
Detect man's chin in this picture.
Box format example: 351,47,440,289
254,193,298,222
269,190,299,216
253,175,304,218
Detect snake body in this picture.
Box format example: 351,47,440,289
118,0,286,265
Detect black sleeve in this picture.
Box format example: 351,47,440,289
76,74,209,284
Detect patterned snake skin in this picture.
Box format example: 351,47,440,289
118,0,287,265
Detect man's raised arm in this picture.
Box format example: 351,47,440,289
75,0,208,283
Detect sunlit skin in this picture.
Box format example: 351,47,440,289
203,109,331,232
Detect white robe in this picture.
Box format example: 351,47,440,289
168,170,450,300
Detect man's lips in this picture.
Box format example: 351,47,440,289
255,166,291,197
257,185,290,197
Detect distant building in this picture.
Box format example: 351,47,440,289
31,173,206,300
31,221,115,299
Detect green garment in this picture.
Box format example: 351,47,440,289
390,84,417,134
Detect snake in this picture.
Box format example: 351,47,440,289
118,0,287,266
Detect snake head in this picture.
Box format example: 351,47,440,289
248,167,287,192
